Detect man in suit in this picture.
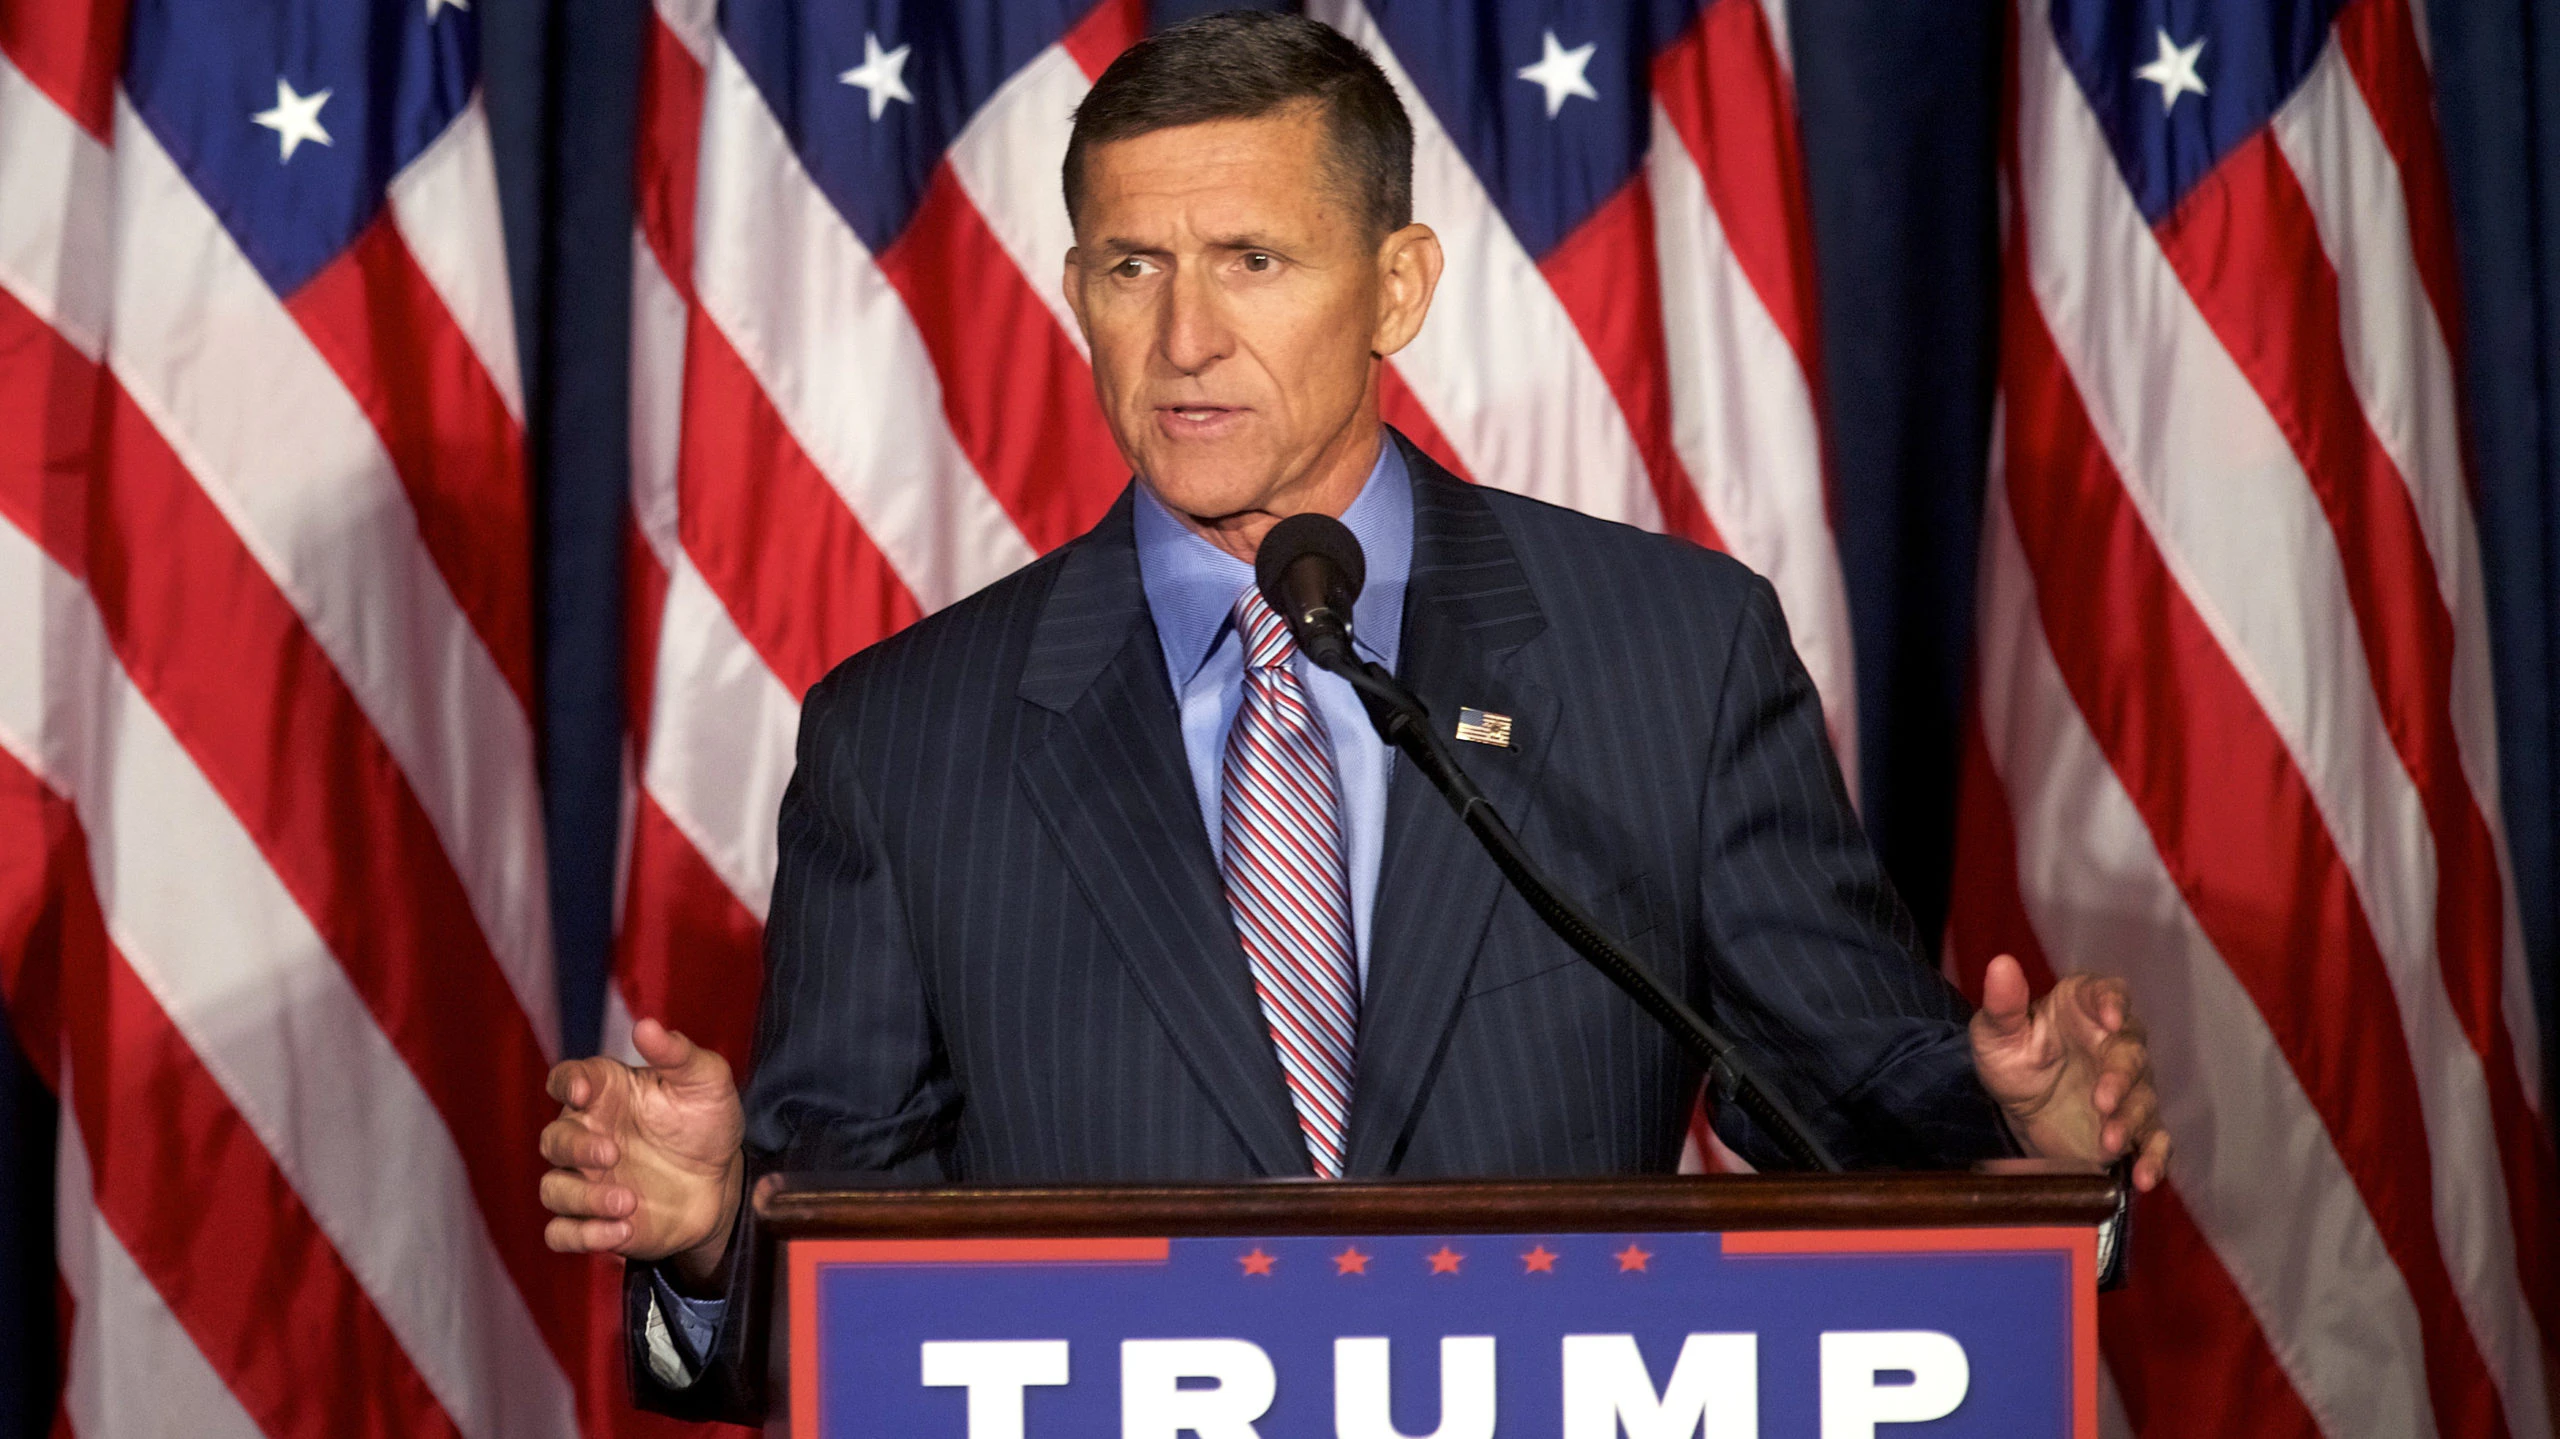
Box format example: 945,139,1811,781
538,12,2168,1421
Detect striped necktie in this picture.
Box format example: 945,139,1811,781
1220,589,1360,1177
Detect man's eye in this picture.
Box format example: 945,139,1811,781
1112,256,1150,278
1243,252,1274,273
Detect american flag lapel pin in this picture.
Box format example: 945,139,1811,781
1454,707,1514,748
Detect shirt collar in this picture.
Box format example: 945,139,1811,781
1134,437,1414,692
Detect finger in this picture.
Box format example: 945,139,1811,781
630,1016,695,1073
2133,1127,2173,1192
1975,955,2033,1039
540,1169,636,1221
640,1021,735,1099
547,1055,634,1111
2090,1031,2150,1116
2103,1078,2162,1159
2071,975,2132,1035
546,1058,602,1109
538,1117,619,1171
544,1215,635,1254
2091,1068,2124,1119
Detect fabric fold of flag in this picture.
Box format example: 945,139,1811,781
1951,3,2556,1434
0,0,626,1432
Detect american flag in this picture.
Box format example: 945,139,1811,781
1952,0,2557,1435
618,0,1851,1100
5,0,2546,1433
0,0,612,1435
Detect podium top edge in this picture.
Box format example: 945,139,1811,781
754,1169,2123,1239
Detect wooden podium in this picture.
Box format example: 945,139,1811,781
759,1167,2118,1437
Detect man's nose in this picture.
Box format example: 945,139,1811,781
1157,268,1231,375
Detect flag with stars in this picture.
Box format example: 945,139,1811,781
0,0,617,1434
618,0,1854,1191
1952,1,2558,1435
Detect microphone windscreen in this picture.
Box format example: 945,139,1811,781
1254,512,1367,616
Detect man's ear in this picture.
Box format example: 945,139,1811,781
1370,223,1443,359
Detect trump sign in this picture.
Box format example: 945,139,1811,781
787,1227,2096,1436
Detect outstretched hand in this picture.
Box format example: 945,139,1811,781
1969,955,2171,1191
538,1018,747,1285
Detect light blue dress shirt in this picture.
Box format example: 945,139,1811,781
1133,440,1413,979
650,442,1417,1375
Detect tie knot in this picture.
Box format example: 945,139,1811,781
1233,589,1298,671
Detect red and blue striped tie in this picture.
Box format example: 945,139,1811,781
1220,589,1360,1177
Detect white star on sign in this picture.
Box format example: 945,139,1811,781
252,77,333,162
838,32,914,121
1516,29,1598,119
2134,28,2207,113
425,0,469,18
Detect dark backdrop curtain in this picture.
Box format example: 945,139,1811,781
2,2,2551,1432
2432,0,2560,1090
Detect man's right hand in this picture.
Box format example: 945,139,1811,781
539,1018,747,1289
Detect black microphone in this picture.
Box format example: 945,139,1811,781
1246,514,1844,1174
1253,512,1366,673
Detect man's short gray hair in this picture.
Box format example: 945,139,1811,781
1063,11,1414,241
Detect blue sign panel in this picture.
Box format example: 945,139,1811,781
788,1227,2095,1436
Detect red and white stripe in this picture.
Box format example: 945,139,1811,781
614,0,1144,1083
0,0,603,1428
1314,0,1858,790
1222,594,1363,1178
1950,2,2555,1433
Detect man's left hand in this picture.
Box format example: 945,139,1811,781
1970,954,2171,1191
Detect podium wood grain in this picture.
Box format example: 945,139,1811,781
757,1166,2121,1239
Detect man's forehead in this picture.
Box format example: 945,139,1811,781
1076,109,1345,230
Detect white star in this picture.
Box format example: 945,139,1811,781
425,0,469,18
1516,29,1598,119
252,77,333,162
838,32,914,121
2133,28,2207,113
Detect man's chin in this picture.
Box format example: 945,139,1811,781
1134,457,1279,527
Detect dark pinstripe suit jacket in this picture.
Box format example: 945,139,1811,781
632,435,2013,1419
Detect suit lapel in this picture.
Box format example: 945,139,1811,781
1344,442,1556,1175
1014,492,1309,1176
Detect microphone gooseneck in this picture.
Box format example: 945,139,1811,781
1246,515,1845,1174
